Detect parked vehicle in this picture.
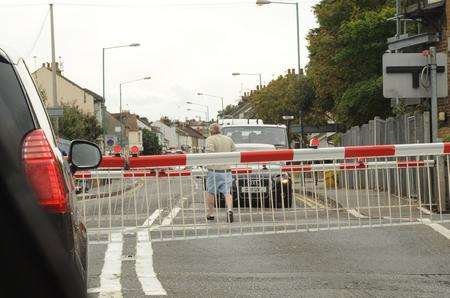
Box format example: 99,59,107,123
220,121,293,208
0,46,102,294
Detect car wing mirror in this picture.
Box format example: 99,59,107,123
69,140,102,171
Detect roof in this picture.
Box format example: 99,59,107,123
179,125,206,139
33,66,105,103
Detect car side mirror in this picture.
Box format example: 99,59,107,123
69,140,102,170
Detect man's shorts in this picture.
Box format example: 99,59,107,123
206,171,232,195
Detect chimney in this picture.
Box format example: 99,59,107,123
287,69,291,75
256,85,260,91
292,68,296,75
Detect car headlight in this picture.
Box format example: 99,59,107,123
281,178,289,184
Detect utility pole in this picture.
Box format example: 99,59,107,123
295,2,304,148
430,47,438,143
50,3,59,134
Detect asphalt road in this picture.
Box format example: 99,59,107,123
81,175,450,297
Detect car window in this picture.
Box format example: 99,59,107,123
15,59,57,147
0,55,34,159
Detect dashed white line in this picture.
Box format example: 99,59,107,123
347,208,368,219
136,210,167,296
420,218,450,239
96,233,123,297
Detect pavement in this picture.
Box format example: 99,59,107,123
82,175,450,297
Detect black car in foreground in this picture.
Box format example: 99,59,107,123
0,47,102,295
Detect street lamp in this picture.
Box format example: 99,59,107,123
232,72,263,87
196,92,224,117
102,43,140,107
256,0,303,146
187,101,210,122
119,76,151,147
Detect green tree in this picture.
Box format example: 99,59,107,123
142,129,162,155
247,73,326,126
307,0,396,127
59,105,102,142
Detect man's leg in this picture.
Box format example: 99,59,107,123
206,192,216,217
225,193,233,211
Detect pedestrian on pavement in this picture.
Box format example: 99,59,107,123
205,123,236,223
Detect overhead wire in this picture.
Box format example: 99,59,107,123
25,6,50,58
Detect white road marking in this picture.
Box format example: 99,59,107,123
161,207,181,226
96,233,123,297
142,209,163,226
347,208,368,219
136,210,167,296
420,219,450,239
418,207,432,215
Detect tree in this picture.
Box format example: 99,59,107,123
59,105,102,142
142,129,162,155
246,73,327,126
307,0,396,127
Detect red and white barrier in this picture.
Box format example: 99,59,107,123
97,143,450,169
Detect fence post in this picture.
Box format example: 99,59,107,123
435,156,448,212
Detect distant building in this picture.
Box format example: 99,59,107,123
32,63,104,123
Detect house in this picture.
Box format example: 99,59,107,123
178,125,206,153
32,63,104,124
153,120,179,149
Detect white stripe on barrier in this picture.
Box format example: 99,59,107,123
293,147,345,161
186,151,240,166
395,143,444,157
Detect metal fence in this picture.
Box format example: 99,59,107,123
340,112,431,146
74,143,450,242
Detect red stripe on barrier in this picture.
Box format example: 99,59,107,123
73,171,91,179
397,161,426,168
340,162,367,170
99,156,125,168
128,154,187,168
282,165,312,173
232,168,253,174
444,143,450,154
241,149,294,163
344,145,395,158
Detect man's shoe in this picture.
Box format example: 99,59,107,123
206,215,215,221
227,210,234,223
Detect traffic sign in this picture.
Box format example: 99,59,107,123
383,53,448,98
113,145,122,154
130,146,139,154
47,107,64,117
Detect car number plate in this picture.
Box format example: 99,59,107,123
241,186,266,193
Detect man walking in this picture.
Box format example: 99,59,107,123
205,123,236,222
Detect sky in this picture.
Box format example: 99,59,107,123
0,0,321,122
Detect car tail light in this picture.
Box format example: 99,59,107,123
22,129,69,213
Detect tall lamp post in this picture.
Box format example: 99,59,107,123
256,0,303,146
102,42,140,110
197,92,224,118
119,76,151,147
187,101,210,122
232,72,263,87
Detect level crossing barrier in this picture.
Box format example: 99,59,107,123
74,143,450,242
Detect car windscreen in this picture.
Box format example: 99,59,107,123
222,126,287,146
0,55,34,161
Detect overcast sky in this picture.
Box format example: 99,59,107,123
1,0,320,122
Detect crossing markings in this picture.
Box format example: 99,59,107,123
91,233,123,297
136,209,167,296
420,218,450,240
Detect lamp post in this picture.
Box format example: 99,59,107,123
187,101,210,122
256,0,303,147
102,43,140,108
232,72,263,88
119,76,151,147
196,92,224,118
